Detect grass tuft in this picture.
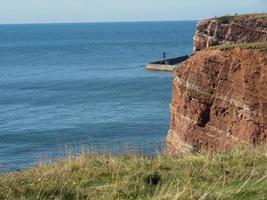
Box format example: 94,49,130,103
0,146,266,199
215,15,234,24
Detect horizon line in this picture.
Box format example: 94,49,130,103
0,19,199,26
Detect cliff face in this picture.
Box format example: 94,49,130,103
167,47,267,153
193,14,267,52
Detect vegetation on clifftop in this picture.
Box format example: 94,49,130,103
210,42,267,55
213,13,267,24
0,146,267,200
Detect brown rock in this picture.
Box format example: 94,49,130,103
193,14,267,52
167,48,267,153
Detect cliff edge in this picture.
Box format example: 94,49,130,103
193,14,267,52
167,42,267,153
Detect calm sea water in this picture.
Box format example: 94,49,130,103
0,21,196,171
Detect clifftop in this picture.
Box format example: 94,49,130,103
213,13,267,27
193,13,267,52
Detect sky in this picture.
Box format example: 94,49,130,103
0,0,266,24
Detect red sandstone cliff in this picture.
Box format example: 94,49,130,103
167,46,267,153
193,14,267,52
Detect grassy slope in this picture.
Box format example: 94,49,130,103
0,146,266,200
209,42,267,55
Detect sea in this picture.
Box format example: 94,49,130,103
0,21,196,172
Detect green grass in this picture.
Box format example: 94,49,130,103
214,15,234,24
0,146,267,200
209,42,267,55
213,13,267,24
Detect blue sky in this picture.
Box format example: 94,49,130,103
0,0,266,24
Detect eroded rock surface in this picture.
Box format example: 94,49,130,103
167,48,267,153
193,14,267,52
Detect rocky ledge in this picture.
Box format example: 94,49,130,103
167,43,267,153
193,14,267,52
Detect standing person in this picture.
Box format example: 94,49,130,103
163,52,166,63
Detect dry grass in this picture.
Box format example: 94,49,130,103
209,42,267,55
0,146,267,200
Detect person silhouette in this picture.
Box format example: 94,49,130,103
163,52,166,64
